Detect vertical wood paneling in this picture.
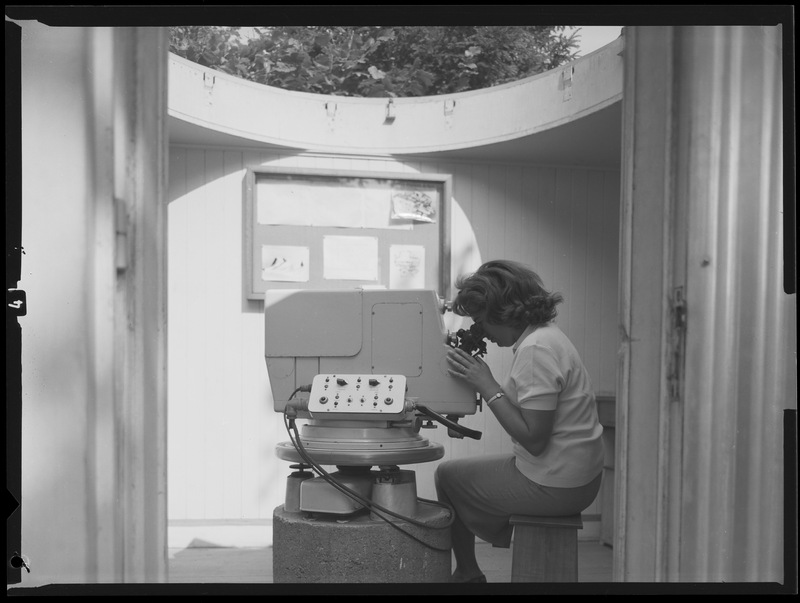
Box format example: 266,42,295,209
552,169,574,335
536,168,557,290
221,151,245,519
504,165,525,262
584,171,606,390
583,169,607,527
184,148,209,519
203,150,227,519
167,147,188,520
167,148,620,522
600,172,621,394
521,167,540,270
450,161,481,288
239,150,264,518
469,163,491,267
486,164,507,262
241,310,270,518
568,170,589,366
582,171,602,370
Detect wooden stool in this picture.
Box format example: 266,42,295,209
509,514,582,582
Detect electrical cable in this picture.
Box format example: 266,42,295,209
283,413,454,529
284,416,453,553
282,410,454,552
415,404,482,440
287,384,311,400
286,388,453,526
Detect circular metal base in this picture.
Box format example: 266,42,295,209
277,423,444,465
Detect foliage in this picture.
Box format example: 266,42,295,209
168,26,581,97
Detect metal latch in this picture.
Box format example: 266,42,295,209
667,286,687,401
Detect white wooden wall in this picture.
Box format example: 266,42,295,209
167,147,620,535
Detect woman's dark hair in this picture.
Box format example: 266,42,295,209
452,260,563,327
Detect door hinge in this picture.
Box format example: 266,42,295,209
667,286,686,401
115,197,129,273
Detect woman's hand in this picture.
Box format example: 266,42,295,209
446,347,501,401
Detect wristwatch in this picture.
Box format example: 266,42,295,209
485,391,505,406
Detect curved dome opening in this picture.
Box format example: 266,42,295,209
168,34,623,167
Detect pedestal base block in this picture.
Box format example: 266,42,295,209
273,504,451,583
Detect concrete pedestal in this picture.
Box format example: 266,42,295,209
273,503,452,583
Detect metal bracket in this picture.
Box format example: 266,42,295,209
667,286,687,401
561,66,574,101
384,99,396,123
443,99,456,128
325,101,337,119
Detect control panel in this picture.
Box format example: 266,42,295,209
307,374,408,418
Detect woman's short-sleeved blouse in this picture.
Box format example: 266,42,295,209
502,323,604,488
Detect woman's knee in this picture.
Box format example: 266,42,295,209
434,460,459,497
434,461,448,489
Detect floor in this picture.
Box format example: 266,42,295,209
167,525,614,586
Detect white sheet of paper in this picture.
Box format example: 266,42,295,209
260,245,310,282
323,236,379,281
389,245,425,289
257,179,412,230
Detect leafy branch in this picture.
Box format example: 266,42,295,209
169,26,581,98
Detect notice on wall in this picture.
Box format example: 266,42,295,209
261,245,310,282
323,236,379,281
257,178,413,230
390,245,425,289
245,169,448,300
390,189,438,223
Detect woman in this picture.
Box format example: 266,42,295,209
437,260,604,583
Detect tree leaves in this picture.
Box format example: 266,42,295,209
169,26,580,97
367,65,386,80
